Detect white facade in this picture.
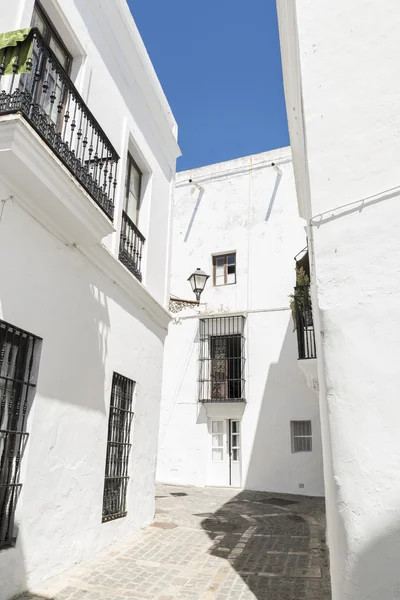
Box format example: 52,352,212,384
277,1,400,599
157,149,324,496
0,1,179,598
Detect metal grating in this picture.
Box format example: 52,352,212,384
0,319,41,548
102,372,135,523
198,316,245,403
294,286,316,359
291,420,312,453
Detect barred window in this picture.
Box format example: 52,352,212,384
0,320,41,549
291,420,312,452
199,316,245,403
102,373,135,523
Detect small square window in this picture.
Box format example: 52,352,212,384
291,420,312,452
213,253,236,286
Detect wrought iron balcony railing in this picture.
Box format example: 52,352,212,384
119,211,145,281
0,28,119,221
294,285,317,360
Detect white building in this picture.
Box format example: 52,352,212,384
277,1,400,599
0,1,179,598
157,149,324,496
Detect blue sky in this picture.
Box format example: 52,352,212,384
128,0,289,172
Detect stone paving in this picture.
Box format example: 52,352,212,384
17,485,331,600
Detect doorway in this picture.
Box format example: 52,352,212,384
208,418,241,487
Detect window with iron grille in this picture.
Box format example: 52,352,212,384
102,373,135,523
0,320,41,549
291,420,312,452
199,316,245,403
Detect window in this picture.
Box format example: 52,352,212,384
213,253,236,286
0,320,41,548
199,316,245,403
291,420,312,452
25,3,72,130
211,421,224,462
124,154,142,227
102,373,135,522
31,2,72,71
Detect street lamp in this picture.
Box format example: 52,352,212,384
188,268,210,302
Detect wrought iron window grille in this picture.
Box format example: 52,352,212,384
102,372,135,523
0,319,41,549
198,316,246,403
0,28,119,221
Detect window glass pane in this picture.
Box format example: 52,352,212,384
49,36,69,69
232,421,238,434
212,448,223,462
232,434,239,447
232,448,238,461
227,254,236,265
31,10,46,35
215,275,225,287
212,434,223,447
227,264,235,275
216,256,224,267
212,421,223,434
129,161,141,200
227,271,236,284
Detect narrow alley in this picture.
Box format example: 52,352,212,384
19,485,331,600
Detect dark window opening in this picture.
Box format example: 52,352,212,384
0,320,41,549
102,373,135,523
199,316,245,403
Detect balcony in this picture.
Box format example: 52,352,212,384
119,211,145,282
293,285,318,393
0,28,118,221
293,285,316,360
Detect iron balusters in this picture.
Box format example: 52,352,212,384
0,28,119,220
119,211,145,282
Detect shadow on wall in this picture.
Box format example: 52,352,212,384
199,489,331,600
245,319,323,496
0,203,166,598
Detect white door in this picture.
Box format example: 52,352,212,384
208,419,242,487
209,420,228,486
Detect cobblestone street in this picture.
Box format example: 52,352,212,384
19,485,331,600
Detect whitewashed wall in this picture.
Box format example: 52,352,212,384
0,0,179,306
157,149,324,496
277,1,400,598
0,0,179,598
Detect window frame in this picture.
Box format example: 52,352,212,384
102,372,135,523
32,2,72,74
124,153,143,227
290,420,312,453
212,253,236,287
198,316,246,403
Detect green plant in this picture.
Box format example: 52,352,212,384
289,267,311,329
